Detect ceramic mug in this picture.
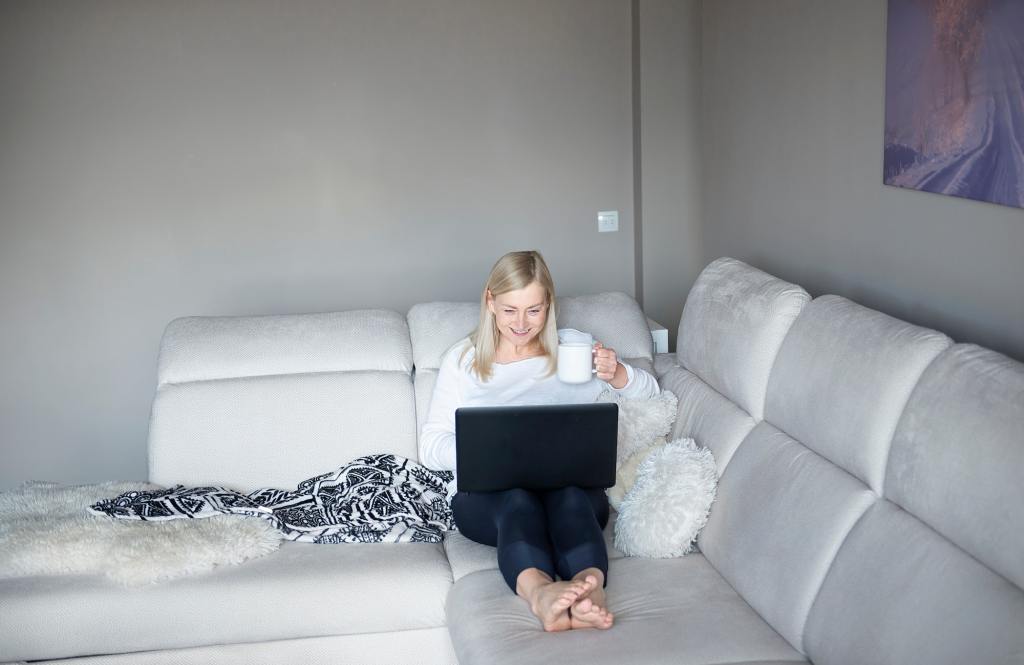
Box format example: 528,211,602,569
557,341,597,384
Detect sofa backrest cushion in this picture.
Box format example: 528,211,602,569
698,295,951,653
764,295,951,493
698,419,876,651
803,344,1024,665
884,344,1024,589
674,258,1022,660
148,310,418,492
657,365,755,475
677,257,809,421
407,292,653,439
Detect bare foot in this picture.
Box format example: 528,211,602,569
528,579,590,632
570,573,614,630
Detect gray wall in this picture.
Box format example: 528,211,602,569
638,0,703,351
3,0,1022,489
0,0,636,488
701,0,1024,361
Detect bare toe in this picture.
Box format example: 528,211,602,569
570,586,614,630
530,581,584,632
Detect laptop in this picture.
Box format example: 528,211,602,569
454,402,618,492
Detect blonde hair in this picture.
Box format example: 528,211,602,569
463,250,558,381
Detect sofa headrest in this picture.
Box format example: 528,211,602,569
406,302,480,371
678,257,809,420
158,309,412,385
408,291,653,371
556,292,654,362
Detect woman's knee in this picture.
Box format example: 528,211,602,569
452,492,499,545
548,486,596,512
500,488,544,515
546,486,609,526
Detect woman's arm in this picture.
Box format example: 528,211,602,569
609,361,660,400
593,340,660,400
418,341,467,471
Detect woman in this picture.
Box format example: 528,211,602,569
420,250,659,632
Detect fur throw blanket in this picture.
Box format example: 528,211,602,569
90,454,455,544
0,481,282,586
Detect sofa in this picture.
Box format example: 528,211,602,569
2,257,1021,664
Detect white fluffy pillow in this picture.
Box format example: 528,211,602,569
614,438,717,558
601,390,678,510
599,390,678,466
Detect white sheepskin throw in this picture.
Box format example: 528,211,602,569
0,481,282,586
614,438,717,558
600,390,678,510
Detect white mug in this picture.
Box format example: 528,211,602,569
557,342,596,384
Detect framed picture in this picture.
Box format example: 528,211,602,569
883,0,1023,210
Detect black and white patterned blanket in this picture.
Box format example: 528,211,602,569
89,454,455,544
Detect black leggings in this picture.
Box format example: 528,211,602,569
452,486,610,592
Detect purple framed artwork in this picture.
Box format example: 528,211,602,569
883,0,1023,209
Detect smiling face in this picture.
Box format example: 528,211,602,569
486,281,549,353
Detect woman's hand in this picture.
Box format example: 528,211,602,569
593,341,628,389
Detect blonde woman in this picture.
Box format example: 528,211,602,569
420,250,659,632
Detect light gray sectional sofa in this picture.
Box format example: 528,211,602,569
2,257,1021,664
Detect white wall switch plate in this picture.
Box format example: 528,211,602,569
598,210,618,232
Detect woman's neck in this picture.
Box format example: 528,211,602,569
494,340,544,364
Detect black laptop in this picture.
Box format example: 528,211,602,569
454,402,618,492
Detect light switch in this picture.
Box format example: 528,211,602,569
598,210,618,233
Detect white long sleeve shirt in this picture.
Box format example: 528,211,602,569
418,328,660,472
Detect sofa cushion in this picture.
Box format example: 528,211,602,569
443,510,625,582
16,627,456,663
149,371,418,492
0,541,453,663
446,556,806,665
150,309,419,493
803,501,1024,665
158,310,413,384
885,344,1024,590
414,369,441,438
800,343,1024,665
20,629,457,665
697,421,876,652
677,257,809,421
765,295,951,493
658,364,756,475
